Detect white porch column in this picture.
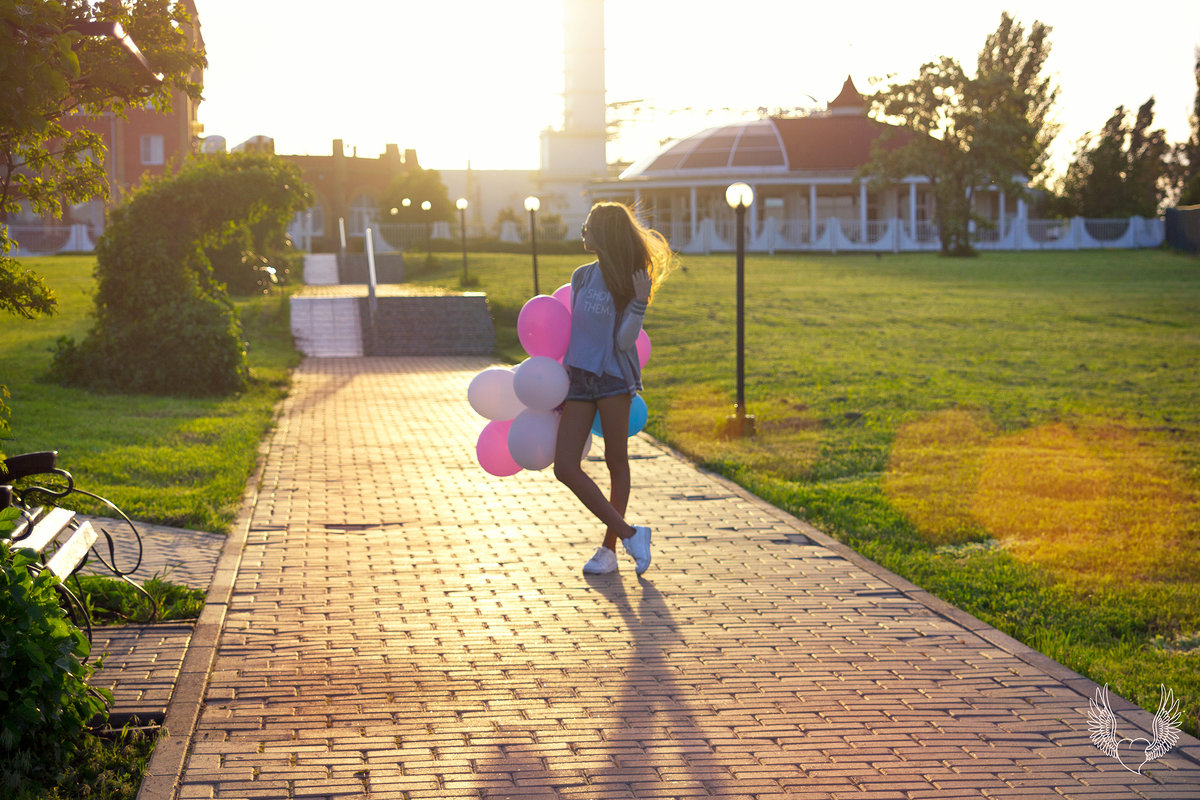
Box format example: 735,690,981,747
908,183,917,237
859,182,868,239
750,185,759,243
999,190,1006,239
809,184,818,244
689,186,698,241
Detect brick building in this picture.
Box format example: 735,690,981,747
282,141,422,251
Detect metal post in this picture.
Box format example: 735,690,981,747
735,204,746,418
529,208,540,296
459,207,469,284
364,226,378,354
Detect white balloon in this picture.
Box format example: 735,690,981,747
468,367,525,421
507,409,560,470
512,356,569,412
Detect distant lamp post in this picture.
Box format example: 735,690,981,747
724,181,755,437
456,197,470,285
524,195,541,295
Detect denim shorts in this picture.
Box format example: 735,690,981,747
565,366,632,402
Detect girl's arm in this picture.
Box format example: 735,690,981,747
616,269,651,350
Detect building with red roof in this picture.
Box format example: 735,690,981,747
590,76,1030,253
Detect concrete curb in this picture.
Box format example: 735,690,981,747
638,432,1200,771
134,440,268,800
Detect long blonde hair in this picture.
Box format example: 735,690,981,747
583,202,674,311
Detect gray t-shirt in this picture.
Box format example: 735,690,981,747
563,261,647,392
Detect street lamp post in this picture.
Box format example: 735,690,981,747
421,200,432,258
524,195,541,296
724,182,756,437
456,197,470,285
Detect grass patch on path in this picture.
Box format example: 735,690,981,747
419,247,1200,736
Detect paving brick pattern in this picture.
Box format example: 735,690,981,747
91,624,194,723
80,517,224,590
173,357,1200,799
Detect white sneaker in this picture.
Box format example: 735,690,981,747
582,546,618,574
622,526,652,575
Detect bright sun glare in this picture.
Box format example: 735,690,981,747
196,1,1200,173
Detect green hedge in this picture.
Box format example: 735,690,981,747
51,153,310,396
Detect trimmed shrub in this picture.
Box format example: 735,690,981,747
51,153,310,396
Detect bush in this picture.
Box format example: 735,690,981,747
50,153,310,396
0,531,110,790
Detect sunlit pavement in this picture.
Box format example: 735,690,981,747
146,357,1200,800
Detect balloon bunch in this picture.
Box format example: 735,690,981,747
469,283,651,477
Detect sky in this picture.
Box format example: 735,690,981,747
194,0,1200,180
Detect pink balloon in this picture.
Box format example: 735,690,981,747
552,283,572,311
636,329,651,368
477,420,521,477
518,295,571,360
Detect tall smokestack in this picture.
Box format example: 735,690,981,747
562,0,605,135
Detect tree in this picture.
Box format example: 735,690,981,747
1059,99,1171,218
0,1,203,447
1178,49,1200,206
0,0,205,319
860,13,1058,256
50,153,310,396
377,167,454,223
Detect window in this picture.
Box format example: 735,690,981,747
140,134,164,165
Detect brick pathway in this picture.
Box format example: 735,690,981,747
80,519,221,723
92,624,194,724
80,517,224,590
155,357,1199,799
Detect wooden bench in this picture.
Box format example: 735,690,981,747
1,451,153,643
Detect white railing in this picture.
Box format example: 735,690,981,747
11,215,1168,257
5,224,98,256
672,214,1165,254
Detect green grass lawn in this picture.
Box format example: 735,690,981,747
0,255,299,533
414,246,1200,736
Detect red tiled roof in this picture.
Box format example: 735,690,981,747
828,75,865,110
770,115,912,171
620,111,915,180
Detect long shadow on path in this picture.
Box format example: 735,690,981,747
584,572,748,796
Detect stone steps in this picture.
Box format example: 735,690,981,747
301,253,339,285
289,295,363,357
292,256,493,357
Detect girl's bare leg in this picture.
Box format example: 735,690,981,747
595,393,633,550
554,397,636,549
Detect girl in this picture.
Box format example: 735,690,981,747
553,202,674,575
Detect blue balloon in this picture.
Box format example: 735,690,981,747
590,394,649,438
628,394,648,436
